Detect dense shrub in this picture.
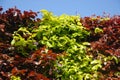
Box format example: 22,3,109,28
81,15,120,79
0,7,120,80
0,7,40,43
0,47,58,80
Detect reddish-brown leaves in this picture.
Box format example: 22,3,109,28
11,67,27,76
81,15,120,57
0,47,58,79
0,24,5,32
0,42,10,53
81,15,120,79
91,26,120,57
25,47,59,78
0,7,40,43
0,7,3,11
0,7,120,79
27,71,49,80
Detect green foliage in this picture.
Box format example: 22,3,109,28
11,9,90,55
0,7,39,43
35,10,90,51
1,7,119,80
103,55,120,64
55,54,102,80
11,27,37,56
10,76,21,80
114,72,120,77
34,10,102,79
55,47,102,80
94,27,103,34
11,10,103,79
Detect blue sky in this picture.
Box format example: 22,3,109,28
0,0,120,17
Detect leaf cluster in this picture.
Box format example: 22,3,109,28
0,47,58,80
81,15,120,79
0,7,120,80
11,27,37,56
81,15,120,57
0,7,40,43
35,10,90,51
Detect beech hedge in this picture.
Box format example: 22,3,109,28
0,7,120,80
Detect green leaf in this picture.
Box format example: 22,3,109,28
94,27,103,34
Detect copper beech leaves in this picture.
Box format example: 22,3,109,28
0,47,58,80
81,15,120,57
0,7,120,80
81,15,120,79
0,7,40,43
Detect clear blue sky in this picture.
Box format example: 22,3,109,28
0,0,120,17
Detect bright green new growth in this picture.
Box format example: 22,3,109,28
10,76,21,80
11,27,37,56
94,27,103,34
11,10,102,79
36,10,102,79
36,10,90,51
